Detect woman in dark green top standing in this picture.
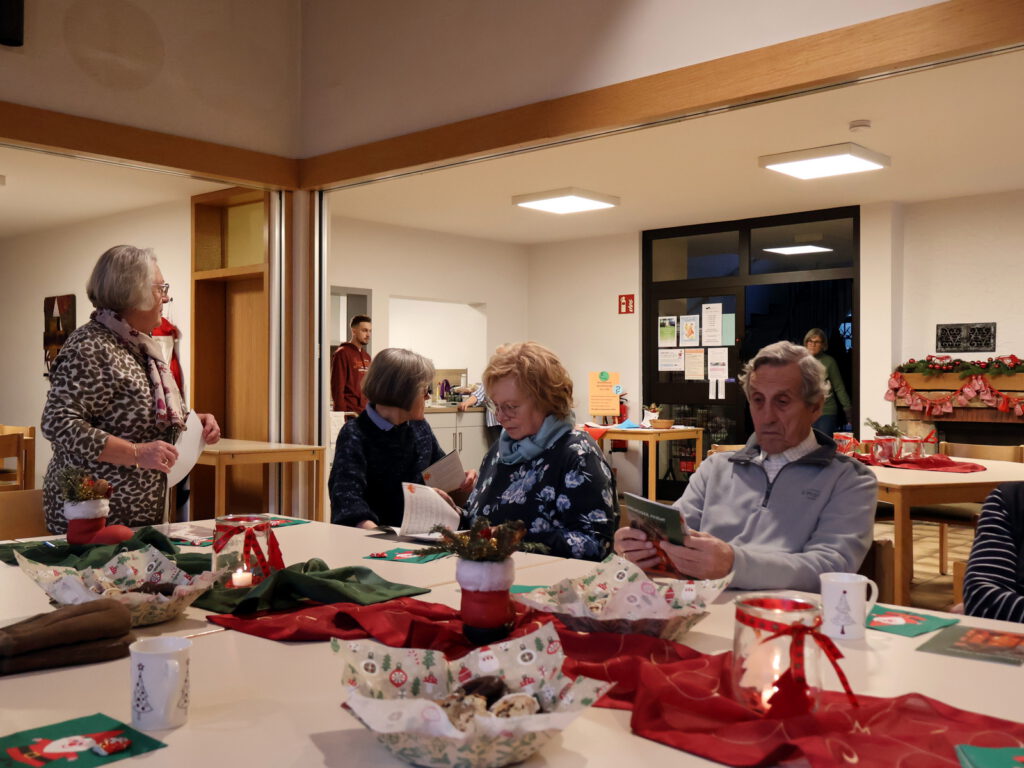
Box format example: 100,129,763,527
803,328,852,435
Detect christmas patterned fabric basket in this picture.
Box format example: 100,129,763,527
333,622,612,768
512,555,732,641
15,545,217,627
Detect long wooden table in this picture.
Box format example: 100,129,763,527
594,427,703,501
3,521,1023,765
871,455,1024,606
196,439,326,522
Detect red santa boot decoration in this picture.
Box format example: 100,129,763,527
62,476,133,546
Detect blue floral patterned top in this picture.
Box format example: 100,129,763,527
464,430,618,560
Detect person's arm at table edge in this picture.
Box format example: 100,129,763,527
964,487,1024,623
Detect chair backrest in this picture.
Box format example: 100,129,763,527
858,537,894,604
0,425,35,490
0,489,47,538
0,433,24,491
938,441,1024,463
707,444,745,456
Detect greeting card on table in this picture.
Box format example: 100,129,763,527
955,744,1024,768
0,713,165,767
917,624,1024,666
365,547,452,564
867,605,960,637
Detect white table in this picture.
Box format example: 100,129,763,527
871,456,1024,605
3,522,1023,766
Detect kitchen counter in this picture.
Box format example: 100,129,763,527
424,404,484,413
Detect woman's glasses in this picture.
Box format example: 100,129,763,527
486,401,521,418
153,282,171,298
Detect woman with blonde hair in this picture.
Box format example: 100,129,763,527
464,342,617,560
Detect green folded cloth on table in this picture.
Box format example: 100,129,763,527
0,599,133,676
0,526,178,567
193,558,431,614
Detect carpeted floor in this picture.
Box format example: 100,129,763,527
873,520,974,611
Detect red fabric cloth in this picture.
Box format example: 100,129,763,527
208,597,1024,767
152,317,184,392
855,453,987,472
580,425,609,441
330,342,371,412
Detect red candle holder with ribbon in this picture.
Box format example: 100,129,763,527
212,514,285,588
732,594,859,719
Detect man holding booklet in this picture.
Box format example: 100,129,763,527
615,341,876,592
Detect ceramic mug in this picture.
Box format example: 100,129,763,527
819,572,878,641
130,636,191,730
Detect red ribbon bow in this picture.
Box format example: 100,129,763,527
212,521,285,579
736,604,859,712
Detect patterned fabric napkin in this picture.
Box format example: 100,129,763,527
364,548,453,564
866,605,960,637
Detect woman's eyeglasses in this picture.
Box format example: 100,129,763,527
154,282,171,298
486,401,521,418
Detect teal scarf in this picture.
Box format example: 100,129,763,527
497,414,573,465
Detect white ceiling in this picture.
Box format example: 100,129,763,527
0,147,225,242
328,49,1024,245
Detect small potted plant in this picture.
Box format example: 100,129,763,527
422,518,547,644
644,403,674,429
57,466,133,546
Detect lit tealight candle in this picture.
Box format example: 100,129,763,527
233,568,253,588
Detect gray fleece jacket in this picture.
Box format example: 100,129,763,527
673,431,877,591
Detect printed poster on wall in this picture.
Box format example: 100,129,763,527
658,348,686,371
707,347,728,379
679,315,699,347
588,371,621,416
701,303,722,346
684,348,705,380
722,313,736,346
657,316,678,347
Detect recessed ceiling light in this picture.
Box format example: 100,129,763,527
763,245,834,255
512,187,619,214
759,142,890,180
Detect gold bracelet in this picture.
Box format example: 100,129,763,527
132,443,139,469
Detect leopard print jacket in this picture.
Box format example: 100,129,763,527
41,320,181,533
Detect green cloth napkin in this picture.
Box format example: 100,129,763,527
956,745,1024,768
511,584,547,594
0,526,178,567
193,558,430,614
866,605,959,637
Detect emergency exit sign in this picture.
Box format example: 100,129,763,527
618,294,635,314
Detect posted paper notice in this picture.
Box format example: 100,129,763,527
658,348,686,372
707,347,728,380
657,316,678,347
684,348,705,380
679,315,700,347
588,371,621,416
701,303,722,346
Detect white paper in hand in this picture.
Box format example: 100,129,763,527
398,482,460,536
420,450,465,492
167,410,206,487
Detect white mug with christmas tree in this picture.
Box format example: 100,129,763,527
129,636,192,730
819,572,878,641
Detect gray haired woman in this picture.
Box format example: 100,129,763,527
41,245,220,533
328,347,476,528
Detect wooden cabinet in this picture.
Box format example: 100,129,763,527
190,187,271,517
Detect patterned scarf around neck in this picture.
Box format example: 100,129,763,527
497,414,573,465
93,308,186,431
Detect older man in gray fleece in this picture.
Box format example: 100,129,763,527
615,340,877,592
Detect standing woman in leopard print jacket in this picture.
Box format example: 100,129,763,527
41,245,221,532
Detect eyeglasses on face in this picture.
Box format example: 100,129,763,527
153,282,171,298
486,401,521,418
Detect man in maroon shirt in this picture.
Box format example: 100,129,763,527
331,314,372,412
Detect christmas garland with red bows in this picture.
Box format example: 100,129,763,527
895,353,1024,377
886,369,1024,418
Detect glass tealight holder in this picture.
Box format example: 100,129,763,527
898,436,924,460
732,594,823,717
832,432,858,456
871,436,899,464
212,514,277,587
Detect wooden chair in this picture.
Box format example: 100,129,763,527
0,489,48,539
0,425,36,490
952,559,967,608
911,442,1024,574
858,537,895,605
0,433,25,492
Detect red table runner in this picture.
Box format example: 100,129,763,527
856,453,987,472
209,598,1024,767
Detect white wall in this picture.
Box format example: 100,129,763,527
389,298,488,384
0,201,193,486
327,216,530,380
300,0,942,155
0,0,301,155
526,232,644,495
901,190,1024,358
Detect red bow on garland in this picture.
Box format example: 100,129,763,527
735,601,859,719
